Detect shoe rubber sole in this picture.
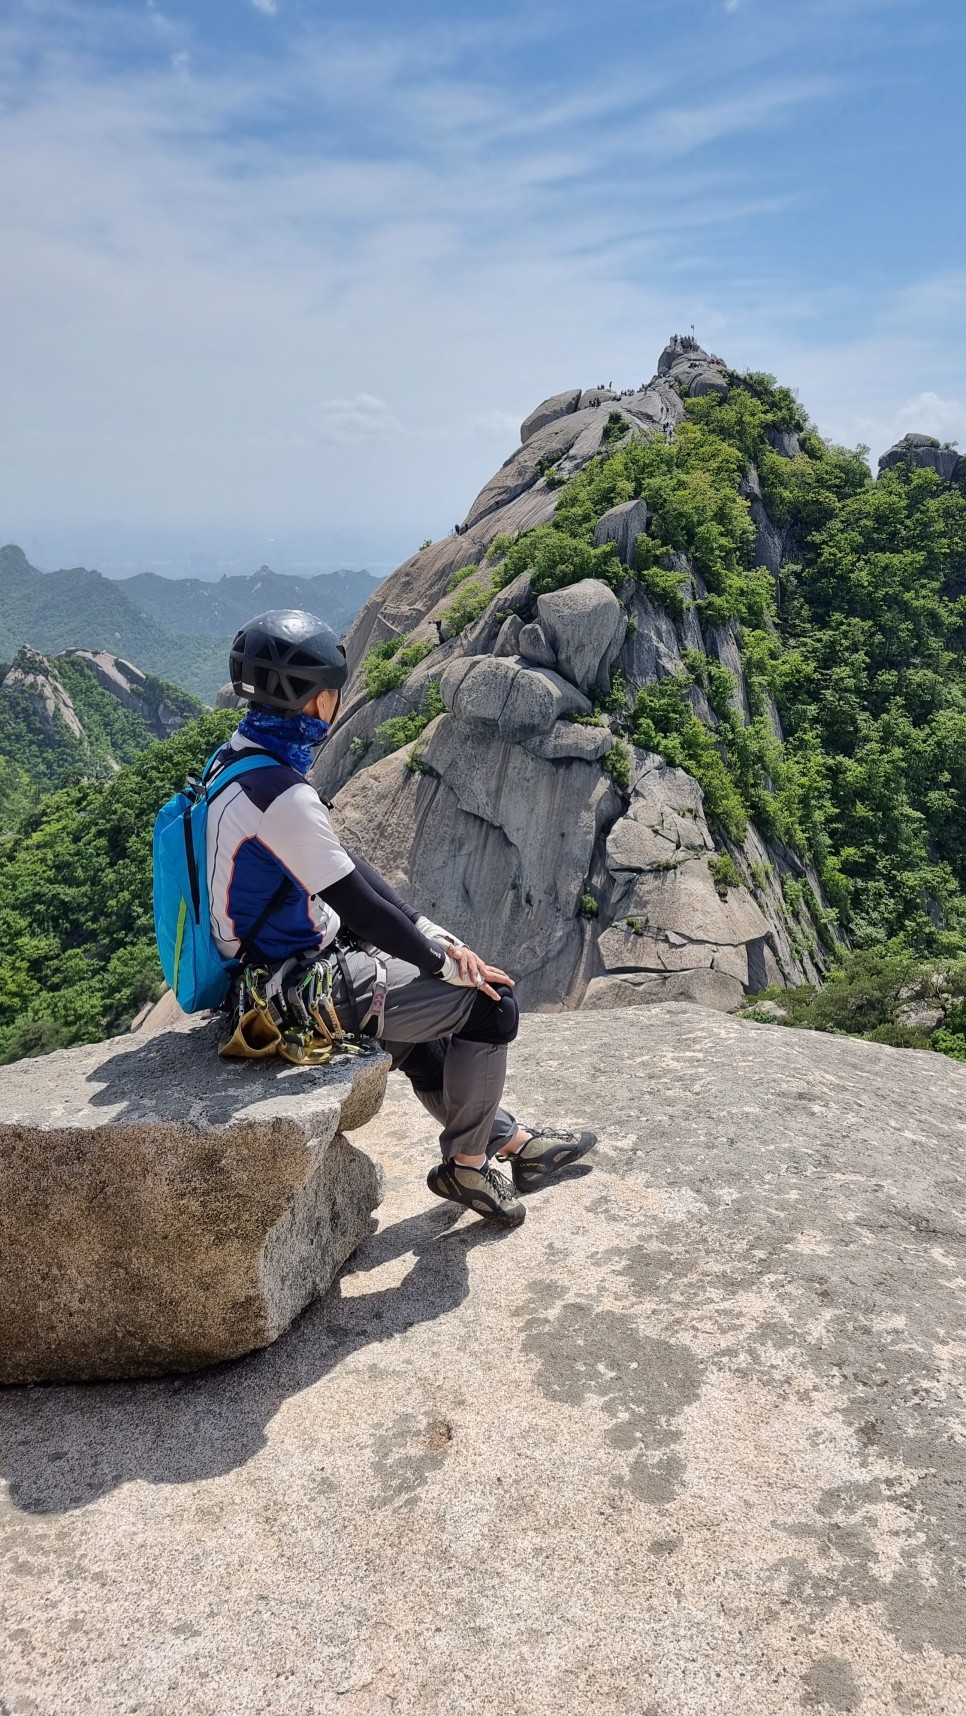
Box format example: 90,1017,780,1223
501,1128,598,1191
427,1163,526,1227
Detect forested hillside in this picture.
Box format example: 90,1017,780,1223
122,564,381,641
324,343,966,1058
0,546,225,699
563,382,966,957
0,546,381,701
0,647,204,829
0,711,238,1063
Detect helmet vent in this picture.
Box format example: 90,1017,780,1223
228,608,349,712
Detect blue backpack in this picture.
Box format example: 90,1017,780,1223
153,746,289,1013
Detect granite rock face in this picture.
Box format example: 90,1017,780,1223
520,387,582,444
57,649,188,736
334,712,620,1008
878,431,964,483
656,331,730,397
0,1016,388,1383
587,749,784,1008
0,644,200,768
314,339,838,1011
439,653,592,738
214,679,246,710
592,496,651,566
3,1006,965,1716
535,580,626,695
1,644,85,738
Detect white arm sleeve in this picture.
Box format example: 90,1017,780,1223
416,914,465,950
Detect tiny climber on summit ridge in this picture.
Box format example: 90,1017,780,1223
206,607,596,1227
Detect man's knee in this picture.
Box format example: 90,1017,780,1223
457,985,519,1045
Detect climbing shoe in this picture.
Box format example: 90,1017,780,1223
427,1160,526,1227
497,1127,597,1192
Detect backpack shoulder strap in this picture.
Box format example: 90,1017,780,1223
204,749,286,803
200,747,296,960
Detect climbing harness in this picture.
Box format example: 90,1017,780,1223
219,948,384,1066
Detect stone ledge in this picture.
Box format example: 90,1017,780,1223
0,1016,389,1384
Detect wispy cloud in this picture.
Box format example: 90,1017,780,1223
465,409,523,438
852,390,965,458
311,395,403,443
635,77,838,160
895,392,963,441
251,0,278,15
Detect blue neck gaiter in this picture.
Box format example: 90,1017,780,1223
237,706,331,776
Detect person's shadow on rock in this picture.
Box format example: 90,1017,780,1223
0,1204,507,1517
80,1015,371,1128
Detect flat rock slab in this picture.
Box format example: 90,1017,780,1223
0,1016,389,1383
2,1006,966,1714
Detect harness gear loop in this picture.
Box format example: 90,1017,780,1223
219,949,373,1063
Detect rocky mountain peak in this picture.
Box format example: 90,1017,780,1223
878,431,964,483
655,333,729,397
54,648,186,738
312,339,839,1015
1,645,85,739
0,644,205,819
0,543,33,579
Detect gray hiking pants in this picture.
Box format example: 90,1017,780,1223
332,950,518,1160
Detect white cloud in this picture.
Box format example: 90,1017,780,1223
638,78,838,160
895,392,963,442
851,390,965,460
146,2,176,37
702,271,966,469
251,0,278,14
0,2,961,573
311,395,403,443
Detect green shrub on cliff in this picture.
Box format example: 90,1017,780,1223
441,577,494,636
491,524,622,598
634,556,691,619
516,370,966,965
373,681,445,754
362,634,435,699
747,949,966,1062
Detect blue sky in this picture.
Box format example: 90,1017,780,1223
1,0,964,577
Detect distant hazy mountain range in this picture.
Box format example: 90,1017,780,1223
0,545,383,702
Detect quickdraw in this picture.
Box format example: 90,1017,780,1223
219,955,372,1066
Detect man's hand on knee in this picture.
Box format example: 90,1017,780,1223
447,945,514,1001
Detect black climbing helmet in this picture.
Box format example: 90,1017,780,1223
229,609,348,713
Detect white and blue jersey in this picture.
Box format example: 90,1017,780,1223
206,731,354,963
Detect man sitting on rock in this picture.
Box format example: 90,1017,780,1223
209,608,596,1228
